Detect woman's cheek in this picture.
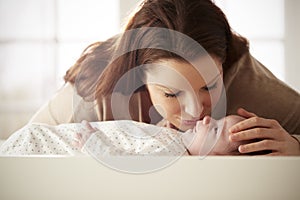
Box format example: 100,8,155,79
202,93,212,108
210,85,223,109
163,98,181,119
151,96,180,119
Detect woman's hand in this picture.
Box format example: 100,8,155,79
229,108,300,156
72,120,99,149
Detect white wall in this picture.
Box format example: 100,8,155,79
0,0,120,139
285,0,300,92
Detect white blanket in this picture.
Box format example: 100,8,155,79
0,120,187,156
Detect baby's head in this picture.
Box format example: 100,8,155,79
182,115,245,155
193,115,244,135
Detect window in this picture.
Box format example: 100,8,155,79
214,0,285,81
0,0,120,138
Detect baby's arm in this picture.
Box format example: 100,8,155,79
72,120,98,149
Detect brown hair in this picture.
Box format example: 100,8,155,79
64,0,248,102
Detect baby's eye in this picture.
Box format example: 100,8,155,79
214,127,218,134
164,91,181,98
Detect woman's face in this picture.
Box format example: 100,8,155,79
145,55,223,131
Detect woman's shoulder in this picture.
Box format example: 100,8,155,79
223,52,298,91
30,82,98,125
224,52,299,95
223,52,300,134
224,52,274,79
29,83,75,125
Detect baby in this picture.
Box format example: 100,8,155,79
75,115,246,156
181,115,246,156
0,120,187,156
0,116,245,156
74,120,187,156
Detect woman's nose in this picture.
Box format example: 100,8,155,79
185,106,201,118
182,94,203,118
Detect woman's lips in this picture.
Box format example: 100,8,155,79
181,119,198,126
179,114,207,127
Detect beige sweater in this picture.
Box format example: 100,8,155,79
30,53,300,141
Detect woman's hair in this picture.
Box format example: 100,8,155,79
64,0,248,101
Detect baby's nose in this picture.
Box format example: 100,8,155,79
200,116,218,129
202,116,211,125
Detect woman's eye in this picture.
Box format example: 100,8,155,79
164,91,180,98
203,82,217,91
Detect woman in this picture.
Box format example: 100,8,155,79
30,0,300,155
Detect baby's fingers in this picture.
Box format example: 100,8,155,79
81,120,98,133
72,133,83,148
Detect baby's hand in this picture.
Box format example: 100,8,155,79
72,120,99,149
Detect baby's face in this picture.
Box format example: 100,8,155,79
192,115,244,135
182,115,245,155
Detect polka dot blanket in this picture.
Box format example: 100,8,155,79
0,120,187,156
